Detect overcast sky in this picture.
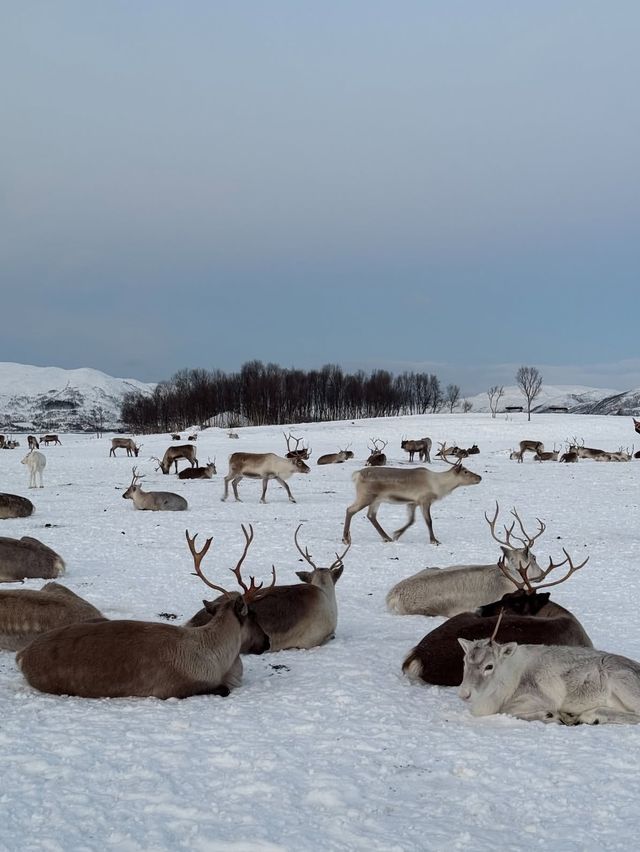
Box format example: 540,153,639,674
2,2,639,394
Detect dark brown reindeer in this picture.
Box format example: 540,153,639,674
403,547,591,687
0,536,65,582
17,528,271,698
0,583,104,651
284,432,312,460
401,438,432,463
0,493,35,519
187,524,348,651
222,452,310,503
110,437,142,457
634,418,640,435
342,457,481,545
40,434,61,446
365,438,388,467
153,444,198,474
27,435,39,450
178,459,217,479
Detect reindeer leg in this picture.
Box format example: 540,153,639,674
419,500,440,545
275,476,295,503
342,498,371,544
232,476,243,502
393,504,417,540
221,475,232,501
260,477,270,503
366,502,393,542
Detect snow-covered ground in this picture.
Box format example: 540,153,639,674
1,413,639,851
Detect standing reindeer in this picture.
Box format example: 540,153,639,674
40,435,61,446
222,452,310,503
342,458,481,545
401,438,432,463
153,445,198,474
21,450,46,488
110,437,142,457
17,528,271,698
27,436,39,450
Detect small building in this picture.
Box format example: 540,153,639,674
548,405,569,413
504,405,524,413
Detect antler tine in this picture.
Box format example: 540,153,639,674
330,540,351,571
489,608,505,643
294,523,318,569
185,530,230,597
496,553,529,591
485,502,512,547
532,549,590,591
510,507,546,547
130,466,144,485
228,524,255,594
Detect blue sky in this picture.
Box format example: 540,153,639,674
2,2,639,393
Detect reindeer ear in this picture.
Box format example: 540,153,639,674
500,546,510,557
296,571,313,584
458,638,475,655
499,642,518,657
331,565,344,583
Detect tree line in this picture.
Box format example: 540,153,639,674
120,362,463,433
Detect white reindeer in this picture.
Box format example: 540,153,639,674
458,631,640,725
21,450,46,488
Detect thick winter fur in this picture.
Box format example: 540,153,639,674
186,567,343,651
158,445,198,474
122,483,188,511
0,493,35,519
403,592,592,687
17,596,269,699
222,452,310,503
21,450,46,488
0,536,65,583
110,438,140,457
0,582,104,651
458,639,640,724
342,464,481,545
178,463,216,480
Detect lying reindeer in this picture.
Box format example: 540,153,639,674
386,504,540,616
17,528,271,698
0,493,34,519
0,535,65,583
178,459,217,479
0,582,104,651
122,468,188,511
365,439,388,467
317,447,354,465
403,544,591,686
186,524,348,651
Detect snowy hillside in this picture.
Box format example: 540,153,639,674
0,363,154,432
1,412,639,850
465,383,620,414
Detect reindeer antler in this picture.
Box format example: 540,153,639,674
228,524,276,602
530,549,589,590
294,523,351,572
185,530,231,597
508,507,546,548
130,466,144,486
489,608,504,642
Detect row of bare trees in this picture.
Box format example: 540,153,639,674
121,363,462,433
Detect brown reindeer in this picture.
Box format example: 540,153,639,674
0,583,104,651
0,536,65,583
40,434,61,446
27,435,39,450
342,458,481,545
317,446,354,465
222,452,310,503
0,493,35,519
153,444,198,474
178,460,217,479
110,437,142,457
403,547,591,686
401,438,432,463
16,528,271,698
634,418,640,435
187,524,348,651
365,439,388,467
512,439,544,462
284,433,312,460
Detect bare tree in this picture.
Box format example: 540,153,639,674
445,384,461,413
487,385,504,419
89,406,105,438
515,366,543,422
462,399,473,414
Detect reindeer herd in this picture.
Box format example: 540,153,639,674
0,419,639,726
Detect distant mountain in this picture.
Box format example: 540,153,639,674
0,363,155,432
463,384,640,415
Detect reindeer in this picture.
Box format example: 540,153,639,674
16,529,271,698
27,435,39,450
634,418,640,435
0,493,34,519
0,536,65,582
228,432,240,439
560,448,579,463
533,444,559,462
178,460,217,479
284,433,312,460
222,452,310,503
40,435,61,446
21,450,46,488
403,544,591,687
0,583,104,651
512,440,544,463
317,446,354,465
365,439,388,467
458,631,640,725
153,444,198,474
607,448,632,462
188,434,198,441
342,458,481,545
387,504,546,616
0,435,4,448
401,438,432,463
122,468,188,511
110,437,142,457
171,433,182,441
187,524,348,651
